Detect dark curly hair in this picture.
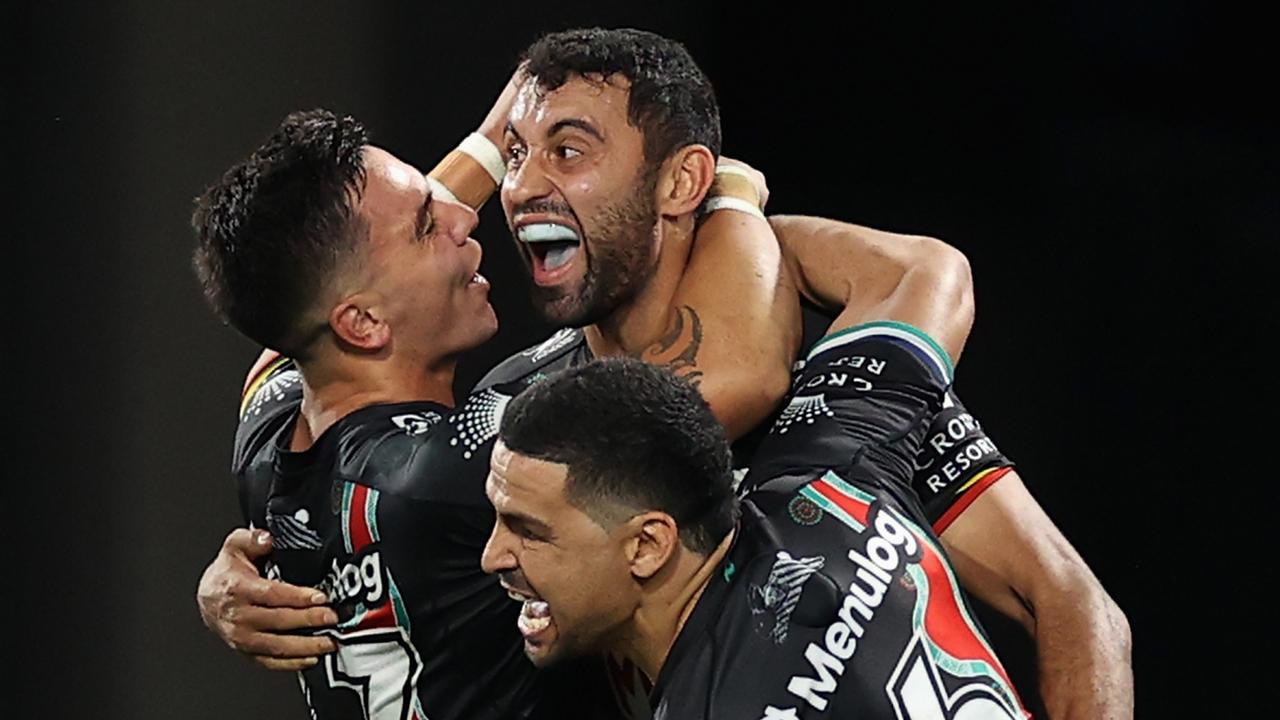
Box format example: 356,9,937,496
191,109,369,358
499,357,737,554
521,27,722,172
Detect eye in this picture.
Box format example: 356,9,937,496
556,145,583,161
510,519,549,544
517,526,546,543
507,143,527,168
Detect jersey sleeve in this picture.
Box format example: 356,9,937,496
233,357,301,468
744,321,954,508
232,357,302,526
911,390,1016,533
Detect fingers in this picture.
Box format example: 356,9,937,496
250,577,330,610
232,604,338,633
231,627,338,659
256,656,323,672
221,527,273,561
205,546,327,610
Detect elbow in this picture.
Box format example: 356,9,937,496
908,237,975,360
1102,591,1133,661
921,237,975,328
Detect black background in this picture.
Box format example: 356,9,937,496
9,2,1271,717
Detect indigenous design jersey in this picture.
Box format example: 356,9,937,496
649,325,1029,719
651,473,1029,720
477,323,1015,532
233,358,545,720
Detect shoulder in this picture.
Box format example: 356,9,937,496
473,327,589,391
233,358,302,471
340,400,497,508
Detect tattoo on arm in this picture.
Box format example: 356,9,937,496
635,305,704,385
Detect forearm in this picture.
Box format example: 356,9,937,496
1033,579,1133,719
769,215,975,361
942,473,1133,719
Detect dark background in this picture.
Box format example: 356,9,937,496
9,1,1271,717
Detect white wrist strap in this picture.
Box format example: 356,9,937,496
714,163,754,180
458,133,507,185
704,195,766,220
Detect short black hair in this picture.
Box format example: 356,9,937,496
191,109,369,358
499,357,737,554
521,27,722,169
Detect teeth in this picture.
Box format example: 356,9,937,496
518,223,579,244
543,244,578,271
518,599,552,637
471,272,488,285
518,612,551,636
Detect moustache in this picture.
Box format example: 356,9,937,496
500,570,536,596
512,198,576,219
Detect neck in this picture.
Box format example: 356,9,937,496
584,215,695,358
291,351,458,450
613,527,736,684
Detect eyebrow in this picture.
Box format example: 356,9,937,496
548,118,604,143
502,510,554,538
505,118,604,145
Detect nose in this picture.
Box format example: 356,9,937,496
431,195,479,246
501,150,555,213
480,521,517,575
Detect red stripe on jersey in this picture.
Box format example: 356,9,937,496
914,533,1021,697
242,349,285,396
358,601,397,629
811,479,1022,701
345,485,397,630
811,480,873,525
932,466,1014,535
348,484,375,551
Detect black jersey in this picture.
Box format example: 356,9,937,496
477,325,1015,532
649,323,1029,719
233,358,611,720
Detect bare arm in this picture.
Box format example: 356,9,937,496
644,208,801,441
633,159,797,440
770,214,1133,716
769,214,975,361
942,472,1134,718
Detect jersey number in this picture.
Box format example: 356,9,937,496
888,633,1018,720
316,627,423,720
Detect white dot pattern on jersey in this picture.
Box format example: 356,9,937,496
243,369,302,418
772,394,834,434
448,389,512,460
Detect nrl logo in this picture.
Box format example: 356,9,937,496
392,411,443,436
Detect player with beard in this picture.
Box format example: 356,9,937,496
478,28,1130,719
192,63,800,716
196,27,1130,720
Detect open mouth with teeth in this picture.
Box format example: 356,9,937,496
517,222,581,282
506,588,554,642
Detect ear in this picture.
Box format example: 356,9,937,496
329,294,391,351
654,144,715,218
626,511,682,580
